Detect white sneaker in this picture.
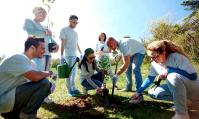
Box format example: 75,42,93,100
44,97,53,104
129,94,143,104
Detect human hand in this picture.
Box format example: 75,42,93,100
157,73,167,80
42,70,53,77
101,69,108,75
96,87,102,94
50,72,57,81
97,51,103,56
132,92,140,99
45,29,52,35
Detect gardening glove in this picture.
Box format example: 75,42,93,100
113,74,118,85
60,55,65,64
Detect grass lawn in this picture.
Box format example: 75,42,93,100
3,62,198,119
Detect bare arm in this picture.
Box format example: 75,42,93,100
116,55,130,76
77,43,82,54
61,39,65,56
23,70,52,82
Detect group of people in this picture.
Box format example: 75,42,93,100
0,6,198,119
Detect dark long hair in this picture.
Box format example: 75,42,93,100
79,48,96,72
98,32,107,42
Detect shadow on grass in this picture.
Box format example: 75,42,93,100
41,94,174,119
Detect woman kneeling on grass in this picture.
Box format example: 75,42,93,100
79,48,104,95
130,40,199,119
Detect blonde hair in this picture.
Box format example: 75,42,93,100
147,40,187,57
32,7,47,15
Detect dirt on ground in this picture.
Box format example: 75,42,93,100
57,95,106,118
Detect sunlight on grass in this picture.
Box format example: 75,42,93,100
34,63,174,119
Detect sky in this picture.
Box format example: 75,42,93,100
0,0,191,58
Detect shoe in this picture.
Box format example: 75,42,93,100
120,88,132,92
73,89,80,95
44,97,53,104
67,93,75,97
129,94,143,104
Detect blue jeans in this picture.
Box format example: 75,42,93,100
148,83,173,101
1,79,51,118
125,53,144,91
64,56,78,93
81,72,104,90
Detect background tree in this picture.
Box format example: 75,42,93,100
181,0,199,11
145,15,199,63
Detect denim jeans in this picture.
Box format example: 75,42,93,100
44,55,51,71
148,83,173,101
1,79,51,118
81,72,104,90
125,53,144,91
65,56,78,93
166,73,199,115
149,73,199,117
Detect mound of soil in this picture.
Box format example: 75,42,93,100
57,95,93,112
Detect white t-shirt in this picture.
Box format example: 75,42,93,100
118,38,145,56
95,41,110,60
0,54,33,113
149,53,197,77
59,26,78,56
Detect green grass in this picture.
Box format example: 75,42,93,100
1,63,186,119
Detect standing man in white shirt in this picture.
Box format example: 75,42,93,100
60,15,82,96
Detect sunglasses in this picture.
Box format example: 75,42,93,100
150,55,159,61
72,21,78,24
88,56,95,60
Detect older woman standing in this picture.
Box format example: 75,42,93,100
23,6,59,103
131,40,199,119
23,6,59,71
